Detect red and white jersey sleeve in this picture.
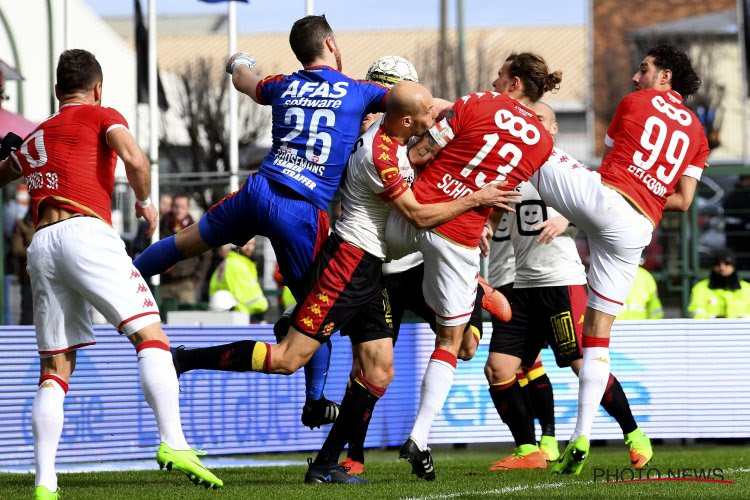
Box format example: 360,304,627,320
10,104,127,225
411,92,554,247
599,89,710,226
335,116,412,260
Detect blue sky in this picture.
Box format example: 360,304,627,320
84,0,586,32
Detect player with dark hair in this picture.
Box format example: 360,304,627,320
172,81,516,484
524,44,709,474
134,14,387,426
483,101,652,472
0,49,222,499
385,52,560,480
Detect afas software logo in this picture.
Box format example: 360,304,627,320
593,467,735,485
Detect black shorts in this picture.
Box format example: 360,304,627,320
489,284,586,367
291,232,393,344
359,262,483,345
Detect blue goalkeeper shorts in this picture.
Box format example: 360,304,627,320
199,173,329,298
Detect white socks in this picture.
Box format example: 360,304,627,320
571,345,610,441
137,347,190,450
409,350,457,451
32,377,66,491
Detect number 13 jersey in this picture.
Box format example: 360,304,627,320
411,92,554,247
599,89,710,227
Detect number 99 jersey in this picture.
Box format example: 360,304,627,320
599,89,710,227
411,92,554,247
255,66,388,211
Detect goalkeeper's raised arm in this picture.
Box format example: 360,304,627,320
226,52,263,103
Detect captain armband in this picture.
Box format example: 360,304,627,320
428,118,455,149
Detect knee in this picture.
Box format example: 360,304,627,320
458,343,477,361
271,355,304,375
484,360,515,385
362,363,394,388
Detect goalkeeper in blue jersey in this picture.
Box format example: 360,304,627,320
134,15,388,426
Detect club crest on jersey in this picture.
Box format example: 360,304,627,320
378,166,400,184
322,322,335,335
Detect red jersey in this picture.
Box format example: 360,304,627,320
411,92,553,247
599,89,710,226
10,104,127,225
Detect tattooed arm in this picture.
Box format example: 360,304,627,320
407,132,442,170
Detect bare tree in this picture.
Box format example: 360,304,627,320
161,58,270,210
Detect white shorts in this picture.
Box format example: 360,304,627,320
385,212,480,326
27,216,161,357
531,163,653,315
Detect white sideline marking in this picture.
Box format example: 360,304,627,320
724,468,750,474
0,457,303,474
402,481,570,499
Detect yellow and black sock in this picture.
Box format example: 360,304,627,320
489,376,536,447
601,374,637,434
315,373,385,465
179,340,270,373
524,361,556,436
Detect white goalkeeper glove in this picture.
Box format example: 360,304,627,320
226,52,256,75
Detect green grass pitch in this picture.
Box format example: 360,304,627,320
3,443,749,499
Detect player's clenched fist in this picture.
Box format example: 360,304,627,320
226,52,256,74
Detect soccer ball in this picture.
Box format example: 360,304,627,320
365,55,419,87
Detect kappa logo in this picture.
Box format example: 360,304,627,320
130,270,141,279
578,315,585,324
143,298,154,308
380,134,393,144
308,303,323,317
137,284,148,293
316,293,330,304
322,322,335,335
301,316,314,329
377,143,390,151
378,152,392,162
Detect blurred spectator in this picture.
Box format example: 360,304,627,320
723,175,750,270
10,208,34,325
158,193,173,234
618,265,663,320
688,249,750,319
209,238,269,322
159,194,210,305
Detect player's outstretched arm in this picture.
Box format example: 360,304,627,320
107,127,157,237
391,184,519,229
226,53,263,103
664,175,698,212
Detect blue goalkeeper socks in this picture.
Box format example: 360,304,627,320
304,339,332,401
133,234,185,278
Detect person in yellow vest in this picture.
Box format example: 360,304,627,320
688,250,750,319
618,265,663,320
209,238,269,322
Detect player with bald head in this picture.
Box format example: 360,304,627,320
170,80,518,484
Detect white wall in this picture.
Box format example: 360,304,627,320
0,0,135,127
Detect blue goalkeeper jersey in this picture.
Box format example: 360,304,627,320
255,65,388,210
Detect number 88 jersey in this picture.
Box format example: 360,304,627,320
411,92,554,247
599,89,710,227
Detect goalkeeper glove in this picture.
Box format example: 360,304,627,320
0,132,22,161
226,52,256,75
